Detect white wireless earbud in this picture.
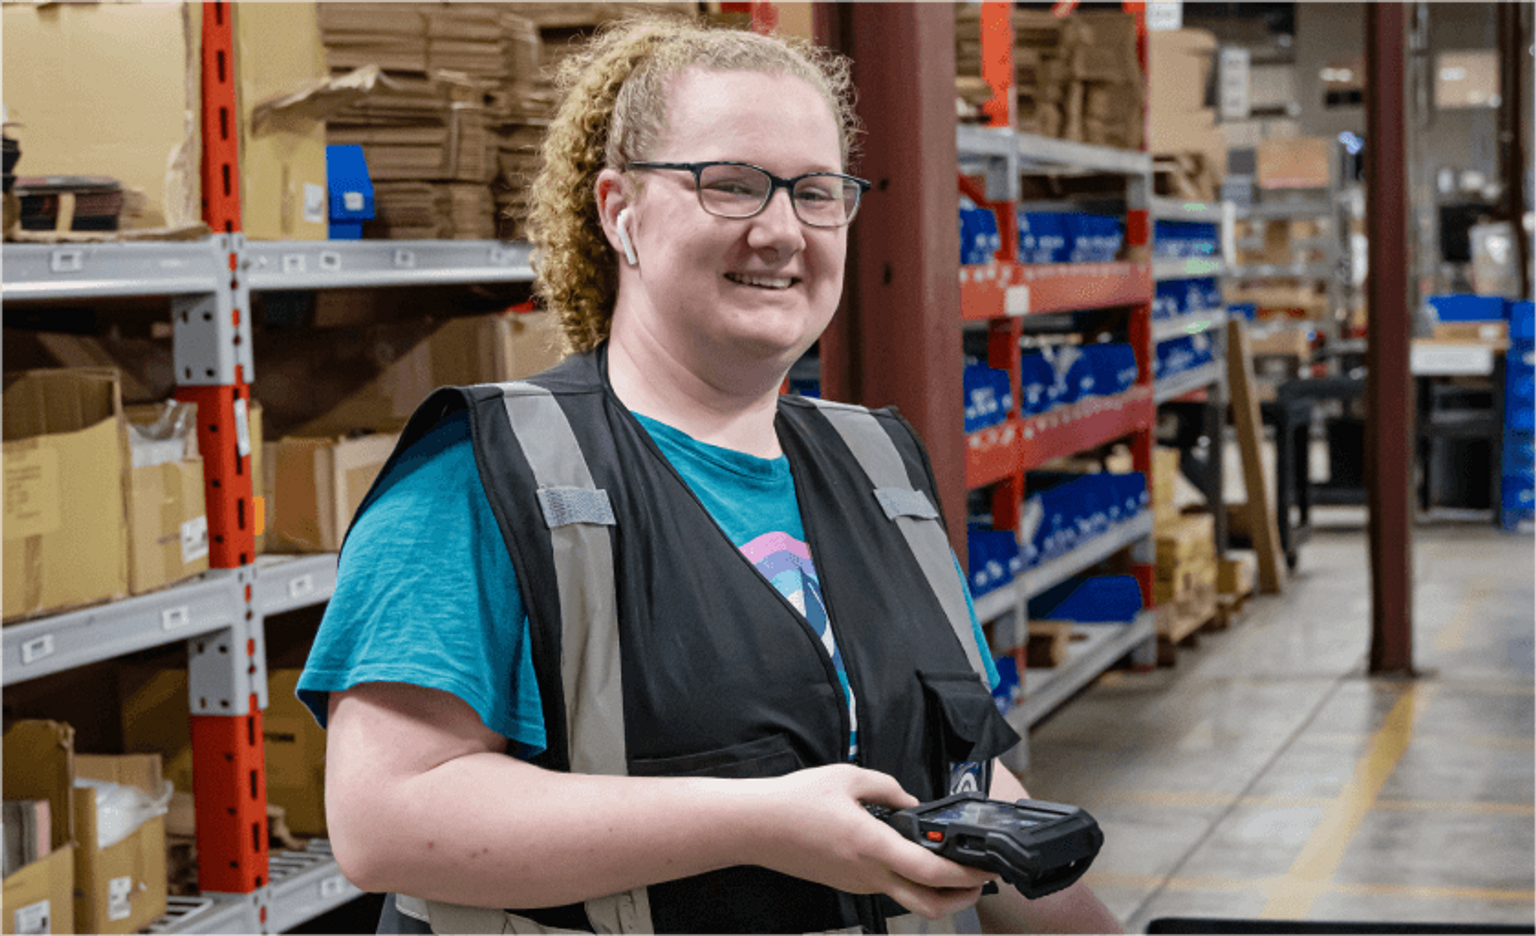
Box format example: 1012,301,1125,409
616,208,639,266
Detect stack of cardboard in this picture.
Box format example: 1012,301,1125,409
1148,29,1225,202
1154,511,1219,657
1235,217,1327,268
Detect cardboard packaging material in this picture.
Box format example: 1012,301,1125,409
1257,137,1333,190
1432,321,1510,349
1,2,201,231
124,402,209,595
264,433,401,554
234,3,331,240
1,845,73,936
120,669,330,836
3,369,129,622
258,310,564,440
1,722,165,934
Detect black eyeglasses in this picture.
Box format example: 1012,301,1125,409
627,160,871,228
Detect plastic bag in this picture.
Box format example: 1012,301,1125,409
74,777,174,851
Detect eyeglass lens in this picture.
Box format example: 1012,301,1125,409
697,164,860,226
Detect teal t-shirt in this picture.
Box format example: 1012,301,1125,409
297,408,998,761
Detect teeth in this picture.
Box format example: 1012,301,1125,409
728,273,795,289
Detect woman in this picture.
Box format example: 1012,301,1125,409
301,16,1122,934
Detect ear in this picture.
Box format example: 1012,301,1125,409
595,169,633,261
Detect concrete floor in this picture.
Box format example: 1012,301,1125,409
1018,514,1535,933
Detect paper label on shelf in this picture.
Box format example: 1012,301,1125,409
320,875,350,900
1005,285,1031,317
107,876,134,921
21,634,55,666
234,398,251,458
303,184,327,224
1219,47,1251,121
1146,1,1182,30
3,445,61,540
162,605,191,631
182,515,209,563
13,899,49,935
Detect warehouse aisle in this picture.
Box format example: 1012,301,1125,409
1019,518,1535,933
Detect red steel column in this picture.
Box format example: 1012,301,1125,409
819,4,966,558
1365,3,1415,675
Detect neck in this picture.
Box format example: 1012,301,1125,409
606,323,789,460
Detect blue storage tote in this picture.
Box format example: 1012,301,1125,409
1028,574,1144,623
1429,294,1505,322
326,144,374,239
1508,301,1535,341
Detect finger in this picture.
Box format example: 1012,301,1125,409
881,878,986,921
881,839,1000,890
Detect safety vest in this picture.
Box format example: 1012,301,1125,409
361,346,1020,933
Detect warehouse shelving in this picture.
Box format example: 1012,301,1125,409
955,3,1162,772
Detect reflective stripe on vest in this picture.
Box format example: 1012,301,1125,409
413,381,653,934
805,399,989,685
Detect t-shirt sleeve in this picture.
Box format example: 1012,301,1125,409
295,410,547,758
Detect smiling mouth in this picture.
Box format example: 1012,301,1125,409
725,272,799,290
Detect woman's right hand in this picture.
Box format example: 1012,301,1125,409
741,764,998,920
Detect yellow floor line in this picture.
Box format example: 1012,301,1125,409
1258,682,1438,919
1088,871,1535,904
1102,789,1533,816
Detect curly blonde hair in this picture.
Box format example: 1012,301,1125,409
528,15,861,354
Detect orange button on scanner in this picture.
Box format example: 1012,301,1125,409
926,830,944,842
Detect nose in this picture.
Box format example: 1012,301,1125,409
745,187,805,258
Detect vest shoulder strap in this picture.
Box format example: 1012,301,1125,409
801,398,989,685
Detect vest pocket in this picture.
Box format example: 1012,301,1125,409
628,732,805,779
916,670,1022,795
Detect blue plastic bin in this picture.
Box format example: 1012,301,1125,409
1509,301,1535,340
1429,294,1505,323
326,144,373,239
1029,574,1144,623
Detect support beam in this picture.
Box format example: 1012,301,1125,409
1365,3,1415,676
818,4,967,560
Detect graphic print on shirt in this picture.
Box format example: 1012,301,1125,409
741,531,859,757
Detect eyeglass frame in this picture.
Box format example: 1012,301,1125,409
625,160,873,228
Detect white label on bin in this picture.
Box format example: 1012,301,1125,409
234,398,251,458
304,183,327,224
107,876,133,921
13,899,49,934
289,573,316,601
182,516,210,563
162,605,191,631
320,875,349,900
21,634,55,666
1005,285,1030,317
343,191,365,212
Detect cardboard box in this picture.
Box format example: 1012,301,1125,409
1,722,165,934
1436,50,1498,109
262,669,329,836
2,847,74,936
2,2,331,239
268,311,564,439
1257,136,1333,190
1149,28,1216,118
1,2,201,230
124,403,209,595
3,369,130,622
264,433,401,553
234,3,330,240
1433,321,1509,347
120,669,329,835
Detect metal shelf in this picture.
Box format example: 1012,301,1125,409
1153,257,1227,281
0,238,233,302
1155,361,1225,404
1236,200,1335,220
2,572,244,686
246,239,535,291
1019,510,1154,600
1009,610,1156,730
1011,130,1152,176
149,893,265,935
973,581,1019,625
1153,310,1227,343
254,554,339,618
1149,197,1226,223
268,841,366,933
1230,261,1335,279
